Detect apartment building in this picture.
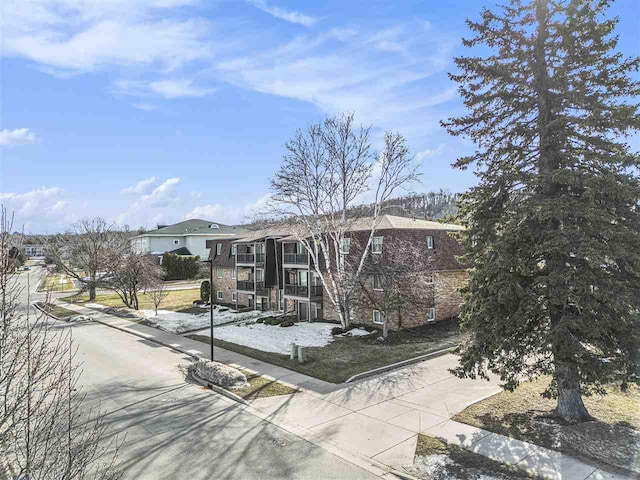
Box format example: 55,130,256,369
130,219,247,259
209,215,468,331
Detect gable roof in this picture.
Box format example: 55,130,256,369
135,219,248,237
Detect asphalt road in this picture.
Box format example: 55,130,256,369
18,267,380,480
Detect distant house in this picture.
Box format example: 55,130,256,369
23,244,46,257
131,219,248,260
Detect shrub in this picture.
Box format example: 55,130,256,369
280,320,295,327
256,318,265,324
162,253,201,280
188,360,246,388
331,326,345,335
263,317,282,326
200,280,210,303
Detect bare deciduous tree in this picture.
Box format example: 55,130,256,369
106,252,163,310
354,237,436,339
48,218,129,301
0,207,121,479
270,113,419,328
147,282,168,316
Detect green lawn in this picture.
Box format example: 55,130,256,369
61,288,202,313
453,377,640,475
412,434,537,479
189,320,462,383
38,273,76,292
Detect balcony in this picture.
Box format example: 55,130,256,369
285,284,308,297
237,280,254,292
236,253,254,264
284,253,308,265
284,284,323,298
255,281,269,296
255,253,265,263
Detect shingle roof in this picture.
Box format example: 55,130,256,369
168,247,193,255
136,219,248,237
267,215,464,240
351,214,464,232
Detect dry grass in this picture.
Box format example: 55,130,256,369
454,377,640,474
188,319,461,383
412,434,536,479
231,370,298,400
38,274,76,292
62,288,201,313
36,302,79,320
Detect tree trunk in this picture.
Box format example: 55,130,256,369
88,284,96,301
554,361,591,422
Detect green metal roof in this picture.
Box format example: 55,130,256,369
138,219,248,237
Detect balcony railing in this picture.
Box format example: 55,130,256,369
236,253,254,263
284,253,308,264
237,280,254,291
310,285,323,297
284,284,308,297
255,281,268,295
284,283,323,297
255,253,265,263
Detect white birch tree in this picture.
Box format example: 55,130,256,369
270,113,419,328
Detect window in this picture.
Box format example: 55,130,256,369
173,239,179,245
256,269,264,282
426,307,436,322
373,274,383,290
232,268,237,280
426,235,434,249
232,291,237,302
216,268,223,279
425,273,434,285
372,310,384,325
372,236,383,254
231,245,237,255
342,237,351,254
215,243,222,256
217,291,223,300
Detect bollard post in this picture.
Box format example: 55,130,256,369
290,343,297,360
297,345,304,363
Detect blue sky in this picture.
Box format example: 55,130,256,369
1,0,638,233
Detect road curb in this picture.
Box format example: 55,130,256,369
188,371,250,406
33,301,62,321
344,346,456,383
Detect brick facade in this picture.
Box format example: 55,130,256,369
208,216,468,331
212,266,237,306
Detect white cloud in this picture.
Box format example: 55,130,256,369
132,102,158,111
122,176,159,195
183,194,271,225
416,143,446,160
115,78,216,99
0,187,74,232
249,0,318,27
114,177,182,227
138,177,181,208
0,128,37,146
215,23,458,132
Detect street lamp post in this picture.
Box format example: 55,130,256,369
203,259,214,361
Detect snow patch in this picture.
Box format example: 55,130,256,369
188,360,247,388
339,328,371,337
198,322,336,355
137,308,276,334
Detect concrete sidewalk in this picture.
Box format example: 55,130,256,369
59,301,633,480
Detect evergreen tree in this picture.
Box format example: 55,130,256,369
443,0,640,422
